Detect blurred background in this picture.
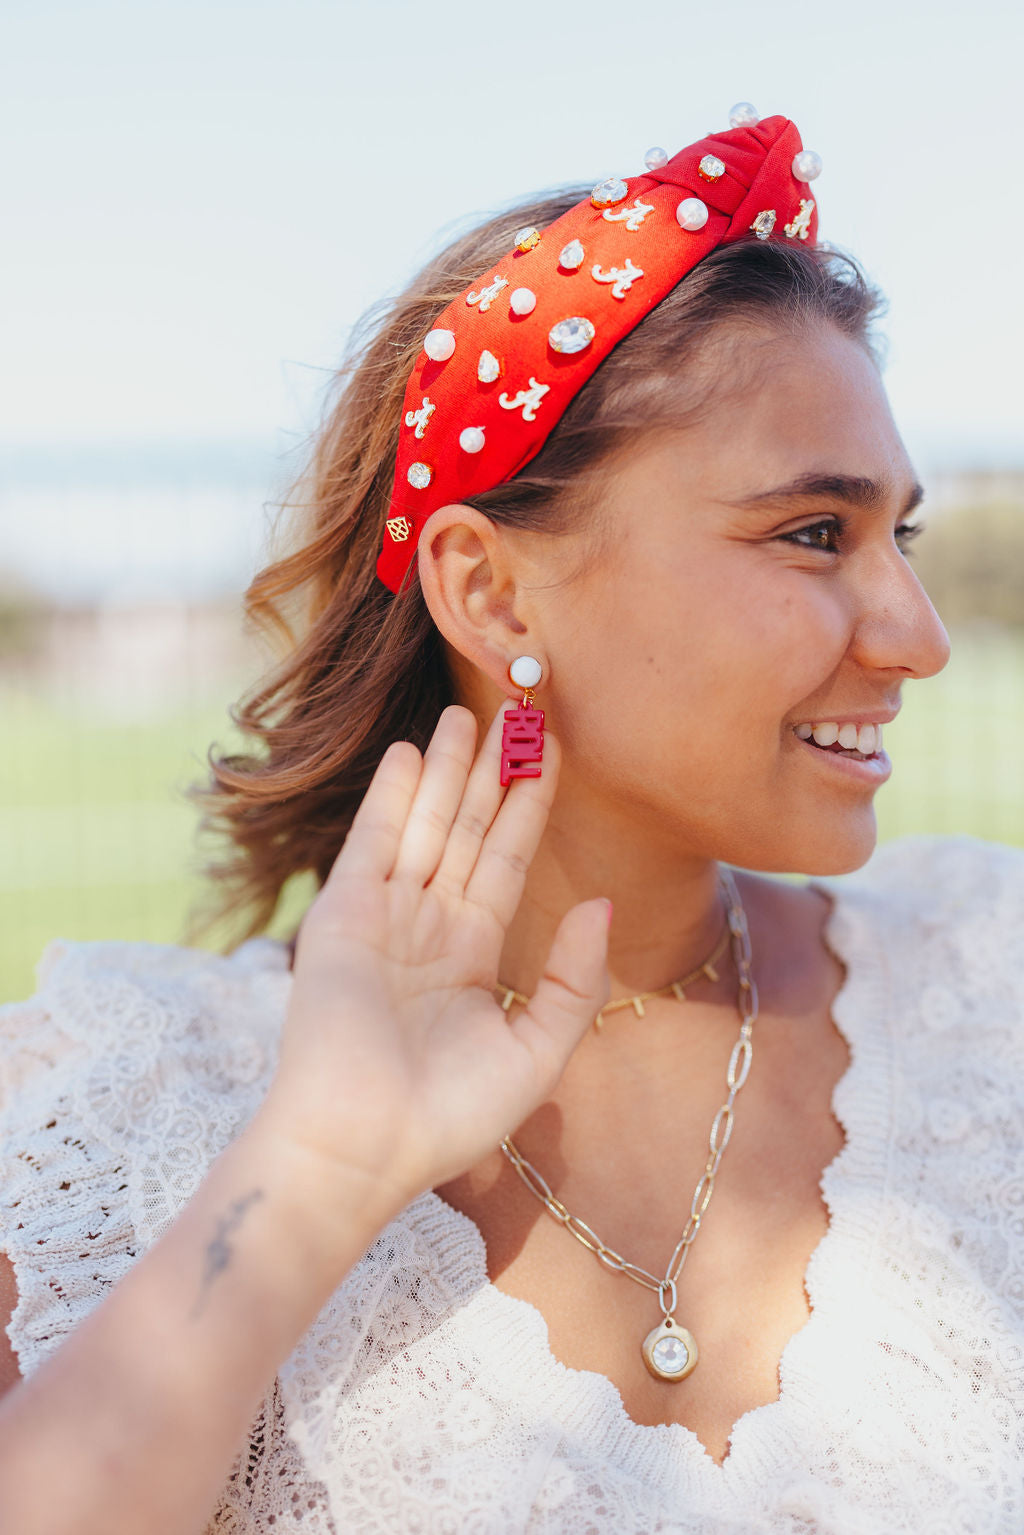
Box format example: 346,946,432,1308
2,0,1021,1001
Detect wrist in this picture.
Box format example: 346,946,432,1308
234,1112,415,1273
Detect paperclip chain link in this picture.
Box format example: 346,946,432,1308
500,864,758,1319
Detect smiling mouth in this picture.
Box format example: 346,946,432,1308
804,738,878,762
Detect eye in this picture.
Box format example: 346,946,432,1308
779,516,926,557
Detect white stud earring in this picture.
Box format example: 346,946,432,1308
509,655,542,690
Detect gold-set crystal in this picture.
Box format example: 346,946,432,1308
750,208,777,240
698,153,726,182
513,225,541,252
499,865,759,1384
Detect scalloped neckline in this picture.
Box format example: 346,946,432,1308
417,874,890,1491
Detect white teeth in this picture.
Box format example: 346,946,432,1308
797,719,885,753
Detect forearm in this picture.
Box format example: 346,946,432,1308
0,1120,401,1535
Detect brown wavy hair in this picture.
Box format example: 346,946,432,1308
197,186,884,939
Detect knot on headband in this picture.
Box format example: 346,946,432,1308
378,106,821,594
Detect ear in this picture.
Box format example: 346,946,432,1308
416,503,541,697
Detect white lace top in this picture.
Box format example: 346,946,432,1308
2,833,1023,1534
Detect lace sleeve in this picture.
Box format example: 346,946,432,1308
0,938,286,1377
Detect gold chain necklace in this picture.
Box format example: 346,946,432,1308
498,865,757,1383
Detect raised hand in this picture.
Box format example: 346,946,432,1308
256,702,610,1223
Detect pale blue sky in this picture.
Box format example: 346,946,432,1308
0,0,1020,597
4,0,1021,457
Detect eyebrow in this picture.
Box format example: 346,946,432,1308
729,473,926,516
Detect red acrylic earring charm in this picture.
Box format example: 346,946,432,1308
500,656,545,786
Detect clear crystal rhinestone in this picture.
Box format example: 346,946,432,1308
513,225,541,251
558,239,585,271
652,1334,690,1375
698,153,726,182
590,177,628,208
750,208,777,240
407,462,432,490
477,349,501,384
548,316,596,355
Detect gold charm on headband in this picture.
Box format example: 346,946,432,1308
386,516,413,542
750,209,777,240
784,199,815,241
498,378,550,422
403,396,435,439
602,198,655,232
590,258,644,299
477,349,502,384
466,275,509,313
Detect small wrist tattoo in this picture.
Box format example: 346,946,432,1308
190,1189,266,1320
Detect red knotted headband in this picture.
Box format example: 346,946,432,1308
377,108,821,594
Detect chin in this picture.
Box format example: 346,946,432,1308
709,808,879,878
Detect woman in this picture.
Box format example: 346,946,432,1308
1,108,1021,1533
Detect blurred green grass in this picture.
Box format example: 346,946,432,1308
2,621,1022,1004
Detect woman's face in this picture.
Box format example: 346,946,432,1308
525,320,951,876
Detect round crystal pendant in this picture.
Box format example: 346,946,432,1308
407,462,432,490
548,316,595,355
641,1318,698,1382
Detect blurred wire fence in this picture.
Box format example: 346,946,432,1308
2,455,1022,1003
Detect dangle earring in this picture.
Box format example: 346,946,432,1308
500,656,545,787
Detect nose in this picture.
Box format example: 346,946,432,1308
848,544,952,681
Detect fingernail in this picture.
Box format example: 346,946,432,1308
603,899,613,926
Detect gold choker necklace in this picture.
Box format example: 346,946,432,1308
496,865,757,1383
495,912,730,1032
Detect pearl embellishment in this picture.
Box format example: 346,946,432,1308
510,287,537,316
728,101,759,128
644,146,669,170
792,150,823,183
423,329,456,362
676,197,709,231
459,426,485,454
509,655,542,689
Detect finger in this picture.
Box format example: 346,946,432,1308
431,700,512,894
391,705,479,884
327,739,423,882
462,732,562,929
507,898,611,1092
